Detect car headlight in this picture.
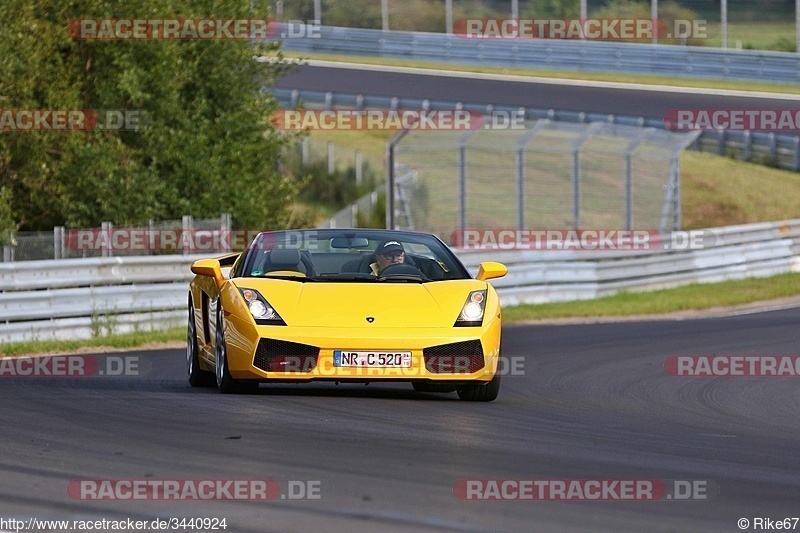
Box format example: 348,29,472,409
454,290,486,327
239,288,286,325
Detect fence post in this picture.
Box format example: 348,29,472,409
182,215,193,255
2,233,13,262
221,213,232,253
101,222,112,257
386,129,410,230
572,149,581,229
327,142,335,175
794,136,800,171
302,137,309,166
768,133,777,161
743,131,752,161
515,147,526,232
671,155,681,231
53,226,65,259
355,150,363,186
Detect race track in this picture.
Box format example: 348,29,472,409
275,62,800,118
2,308,799,532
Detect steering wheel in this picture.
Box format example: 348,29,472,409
378,263,425,277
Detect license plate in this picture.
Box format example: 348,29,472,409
333,350,412,368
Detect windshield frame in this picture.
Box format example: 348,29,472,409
234,229,472,282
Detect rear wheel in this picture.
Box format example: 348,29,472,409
187,301,214,387
412,382,457,393
456,373,501,402
215,308,259,394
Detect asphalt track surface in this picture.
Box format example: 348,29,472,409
275,63,800,119
2,307,799,532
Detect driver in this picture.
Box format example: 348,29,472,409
371,240,405,275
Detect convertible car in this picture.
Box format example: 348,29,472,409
187,229,507,401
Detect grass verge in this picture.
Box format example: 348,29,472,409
281,52,800,95
503,272,800,322
0,328,184,357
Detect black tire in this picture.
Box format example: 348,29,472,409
412,382,457,393
215,308,259,394
456,373,501,402
187,301,214,387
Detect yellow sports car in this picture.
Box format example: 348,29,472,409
187,229,507,401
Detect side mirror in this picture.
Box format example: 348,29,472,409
476,261,507,281
191,259,225,288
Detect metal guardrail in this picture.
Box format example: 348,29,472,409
0,255,201,343
280,25,800,84
273,88,800,172
2,221,799,343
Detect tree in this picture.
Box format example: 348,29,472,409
0,187,16,245
0,0,300,230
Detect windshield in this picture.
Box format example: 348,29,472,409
236,229,471,282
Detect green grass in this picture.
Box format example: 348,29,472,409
281,51,800,95
304,129,394,162
681,151,800,229
703,22,796,51
503,272,800,322
0,328,184,357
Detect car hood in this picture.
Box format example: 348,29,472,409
231,278,488,328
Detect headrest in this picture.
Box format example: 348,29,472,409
270,247,301,266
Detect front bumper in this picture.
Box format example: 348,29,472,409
224,319,501,383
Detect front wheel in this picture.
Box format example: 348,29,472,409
215,308,259,394
456,373,501,402
187,301,214,387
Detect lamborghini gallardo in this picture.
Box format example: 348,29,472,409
187,229,507,401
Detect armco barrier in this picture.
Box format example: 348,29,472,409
272,88,800,172
279,25,800,84
1,221,799,342
0,255,203,343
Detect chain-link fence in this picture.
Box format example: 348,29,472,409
2,215,231,263
387,120,701,237
285,136,381,186
278,135,387,228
